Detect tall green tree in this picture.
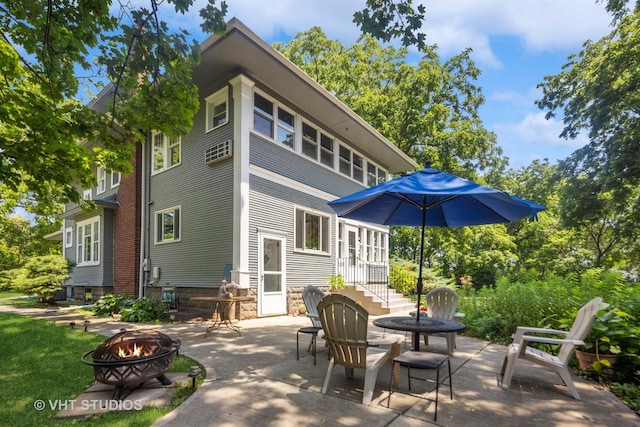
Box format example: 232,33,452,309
536,2,640,273
536,4,639,206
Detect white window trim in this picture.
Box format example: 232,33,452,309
155,205,182,245
64,227,73,248
96,166,106,194
294,206,331,255
76,217,100,266
83,189,92,200
111,171,121,188
205,87,229,133
151,131,181,175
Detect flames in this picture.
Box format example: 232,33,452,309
116,342,156,359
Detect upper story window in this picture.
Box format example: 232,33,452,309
111,171,121,188
64,227,73,248
254,93,274,138
152,131,181,174
205,87,229,132
76,217,100,266
254,92,295,149
252,91,387,186
302,122,318,160
83,189,92,200
155,206,181,244
320,134,334,168
295,207,330,254
302,121,335,169
367,162,387,186
96,166,106,194
277,107,295,148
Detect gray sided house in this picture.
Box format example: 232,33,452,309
59,18,417,318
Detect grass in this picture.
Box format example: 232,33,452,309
0,290,68,308
0,312,204,426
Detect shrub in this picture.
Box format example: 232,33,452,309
12,255,70,303
389,260,416,295
120,297,168,322
92,294,135,317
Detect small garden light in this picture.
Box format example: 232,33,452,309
188,366,201,389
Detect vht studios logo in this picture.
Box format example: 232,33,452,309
33,399,143,411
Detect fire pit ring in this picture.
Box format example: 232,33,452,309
82,329,181,399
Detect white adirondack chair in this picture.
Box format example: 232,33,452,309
318,293,391,405
424,287,460,355
500,297,603,400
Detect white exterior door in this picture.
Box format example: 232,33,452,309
344,224,362,283
258,232,287,316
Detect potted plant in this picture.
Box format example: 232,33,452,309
327,274,345,293
575,303,638,373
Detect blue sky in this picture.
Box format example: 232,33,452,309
129,0,615,169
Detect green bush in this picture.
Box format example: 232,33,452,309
389,258,454,296
12,255,70,303
92,294,135,317
120,297,168,322
0,268,24,291
389,260,416,295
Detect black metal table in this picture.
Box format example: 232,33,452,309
191,296,254,337
373,316,466,351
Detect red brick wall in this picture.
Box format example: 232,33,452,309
113,144,142,296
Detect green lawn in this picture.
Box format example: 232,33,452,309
0,312,202,426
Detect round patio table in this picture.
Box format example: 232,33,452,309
373,316,466,352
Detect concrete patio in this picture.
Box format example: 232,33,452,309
2,305,638,426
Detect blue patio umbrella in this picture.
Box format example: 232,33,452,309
328,165,545,347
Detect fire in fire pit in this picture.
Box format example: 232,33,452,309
82,330,181,399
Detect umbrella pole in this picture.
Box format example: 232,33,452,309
414,207,427,351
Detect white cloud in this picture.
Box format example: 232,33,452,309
500,112,586,147
417,0,612,67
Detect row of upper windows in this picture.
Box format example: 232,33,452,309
252,90,388,186
150,86,388,187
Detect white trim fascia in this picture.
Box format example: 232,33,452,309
249,164,337,202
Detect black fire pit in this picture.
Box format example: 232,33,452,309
82,330,181,399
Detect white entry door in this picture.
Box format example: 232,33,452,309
344,224,362,283
258,232,287,316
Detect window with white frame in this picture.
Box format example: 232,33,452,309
295,208,330,254
253,92,295,149
339,145,351,177
76,217,100,266
367,162,387,186
353,153,363,182
152,131,181,173
254,92,274,138
205,87,228,132
83,189,92,200
302,122,318,160
111,171,121,188
96,166,106,194
276,106,295,148
65,227,73,248
155,206,181,244
320,133,334,167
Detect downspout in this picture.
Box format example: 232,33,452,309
138,135,147,299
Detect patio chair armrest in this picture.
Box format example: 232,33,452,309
520,334,584,346
513,327,569,342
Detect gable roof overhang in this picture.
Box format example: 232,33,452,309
193,18,418,174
